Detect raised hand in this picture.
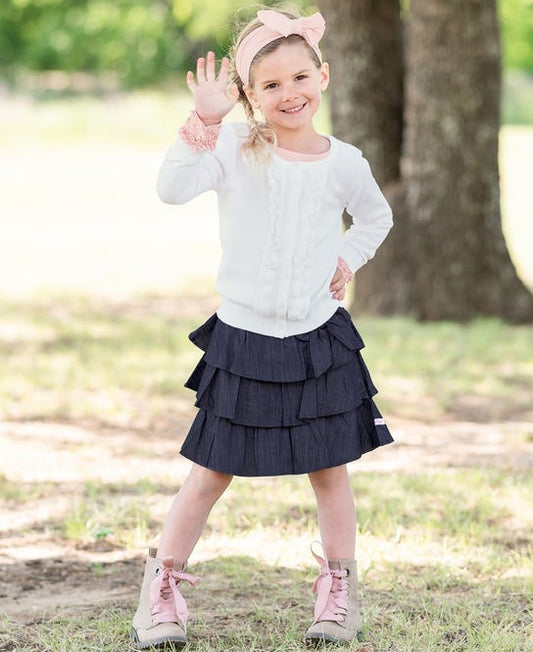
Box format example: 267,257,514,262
186,51,239,125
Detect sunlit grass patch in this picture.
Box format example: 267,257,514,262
352,469,522,542
0,473,57,503
1,468,531,651
1,293,532,428
61,496,151,549
0,86,191,148
355,315,533,420
0,294,201,427
364,576,532,652
57,478,175,549
0,84,330,149
0,608,132,652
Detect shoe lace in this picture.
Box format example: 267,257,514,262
150,556,200,630
311,550,349,625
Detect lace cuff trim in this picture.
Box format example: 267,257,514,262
179,111,221,152
337,257,354,283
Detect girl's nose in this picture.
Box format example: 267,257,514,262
282,87,297,102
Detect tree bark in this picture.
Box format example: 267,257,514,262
319,0,533,322
318,0,409,315
319,0,403,187
404,0,533,321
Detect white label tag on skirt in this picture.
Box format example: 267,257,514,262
374,418,386,426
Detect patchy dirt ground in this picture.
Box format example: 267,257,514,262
1,413,532,625
1,125,532,635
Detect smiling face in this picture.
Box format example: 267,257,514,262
244,40,329,147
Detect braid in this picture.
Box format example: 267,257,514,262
229,54,277,166
239,82,277,165
228,6,320,166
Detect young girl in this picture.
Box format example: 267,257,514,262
132,8,393,649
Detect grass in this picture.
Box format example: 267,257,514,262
0,82,331,149
1,581,530,651
503,70,533,125
0,91,532,650
1,467,531,650
0,295,531,428
0,294,202,427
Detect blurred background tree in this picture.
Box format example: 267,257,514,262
0,0,315,87
1,1,531,95
0,0,531,321
500,0,533,71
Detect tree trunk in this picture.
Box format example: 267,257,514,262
319,0,403,187
318,0,409,315
319,0,533,322
404,0,533,321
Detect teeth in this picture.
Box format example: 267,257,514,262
284,105,304,113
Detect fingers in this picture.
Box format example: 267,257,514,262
217,57,230,84
185,70,197,94
206,51,216,82
330,284,346,300
330,267,346,300
329,268,343,289
196,56,206,83
332,287,346,301
193,53,229,85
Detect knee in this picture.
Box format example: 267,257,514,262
188,464,233,501
308,465,348,494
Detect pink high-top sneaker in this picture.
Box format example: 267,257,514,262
132,548,199,650
304,548,362,645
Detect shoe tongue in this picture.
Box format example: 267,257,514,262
149,548,186,571
328,560,343,571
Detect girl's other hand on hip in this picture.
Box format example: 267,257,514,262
330,266,346,301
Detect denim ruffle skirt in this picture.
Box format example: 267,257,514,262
180,307,393,476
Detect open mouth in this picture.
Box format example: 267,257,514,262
281,103,307,114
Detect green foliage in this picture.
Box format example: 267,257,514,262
0,0,316,87
172,0,317,58
1,0,531,87
499,0,533,72
0,0,190,86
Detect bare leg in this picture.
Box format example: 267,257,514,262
308,464,356,559
157,463,233,562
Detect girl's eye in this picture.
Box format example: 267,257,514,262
296,74,308,81
265,83,278,90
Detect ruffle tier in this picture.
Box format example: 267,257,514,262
180,308,393,476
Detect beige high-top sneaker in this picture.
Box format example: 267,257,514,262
304,551,362,645
131,548,199,650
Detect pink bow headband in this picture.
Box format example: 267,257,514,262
235,10,326,87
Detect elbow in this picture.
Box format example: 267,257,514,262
156,180,189,205
383,206,394,231
385,202,394,226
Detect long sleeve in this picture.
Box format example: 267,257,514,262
156,121,239,205
339,155,393,274
156,138,223,205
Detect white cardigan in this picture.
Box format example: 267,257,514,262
157,123,393,338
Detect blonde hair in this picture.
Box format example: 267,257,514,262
228,7,322,166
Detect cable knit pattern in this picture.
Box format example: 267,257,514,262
156,122,393,338
289,165,327,320
254,163,284,319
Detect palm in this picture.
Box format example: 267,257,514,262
186,51,239,124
